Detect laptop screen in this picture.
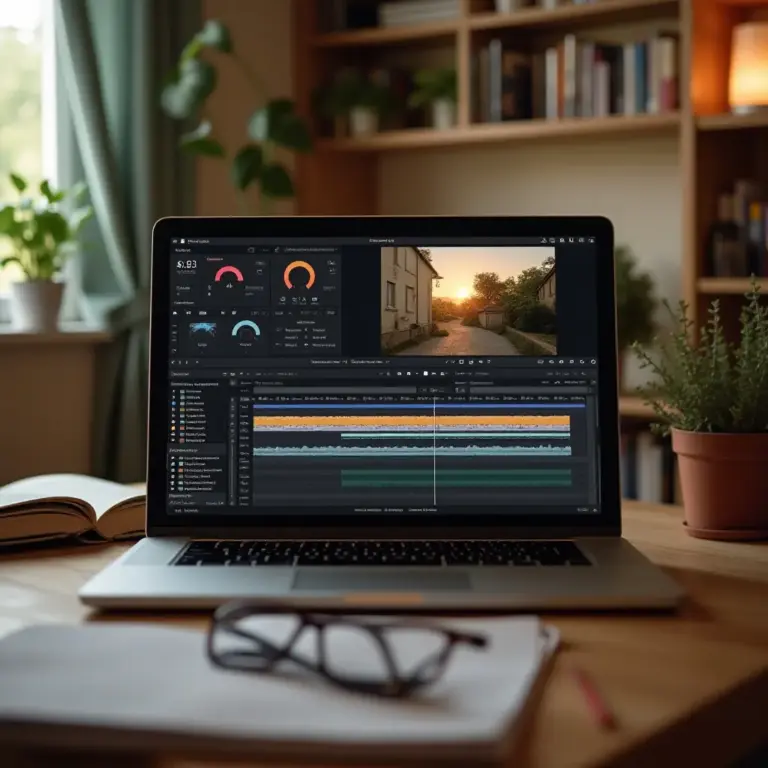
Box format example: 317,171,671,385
166,234,603,521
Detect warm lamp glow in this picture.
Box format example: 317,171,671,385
729,22,768,112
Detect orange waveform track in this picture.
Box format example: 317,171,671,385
253,415,570,428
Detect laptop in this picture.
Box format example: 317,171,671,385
79,215,683,611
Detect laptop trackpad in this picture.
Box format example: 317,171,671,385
292,569,472,592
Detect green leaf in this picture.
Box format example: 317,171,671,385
1,256,23,269
231,145,264,191
10,173,26,193
180,37,204,63
160,59,217,119
35,210,70,243
0,205,15,233
248,99,311,152
71,180,88,204
179,121,225,157
249,99,294,141
260,162,294,198
40,180,65,204
69,205,94,235
196,20,232,52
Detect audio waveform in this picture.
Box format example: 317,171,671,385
341,468,572,489
339,432,570,439
253,415,570,429
252,445,571,457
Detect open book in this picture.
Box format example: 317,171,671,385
0,474,144,547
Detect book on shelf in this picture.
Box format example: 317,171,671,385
379,0,461,27
0,474,144,548
706,180,767,278
474,33,679,124
318,0,379,32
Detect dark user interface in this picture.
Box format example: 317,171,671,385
167,237,602,518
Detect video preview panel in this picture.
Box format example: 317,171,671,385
379,246,557,356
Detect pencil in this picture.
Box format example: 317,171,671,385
572,666,617,730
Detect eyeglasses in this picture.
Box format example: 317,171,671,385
207,601,488,699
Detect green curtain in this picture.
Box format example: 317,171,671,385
56,0,199,481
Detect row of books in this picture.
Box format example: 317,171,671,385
473,34,679,123
379,0,460,27
621,431,677,504
707,180,768,278
319,0,631,32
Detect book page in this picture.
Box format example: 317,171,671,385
2,474,139,515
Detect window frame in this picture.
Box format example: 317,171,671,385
0,0,58,308
385,280,396,310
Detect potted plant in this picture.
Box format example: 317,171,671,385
408,67,457,130
615,246,656,390
634,285,768,540
348,76,392,137
160,20,312,213
316,70,394,139
0,173,92,332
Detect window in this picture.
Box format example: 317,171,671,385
405,248,416,274
0,0,56,295
386,281,396,309
406,285,415,313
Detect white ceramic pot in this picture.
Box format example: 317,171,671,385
431,99,457,130
349,107,379,137
9,280,64,332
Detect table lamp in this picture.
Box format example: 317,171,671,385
729,21,768,114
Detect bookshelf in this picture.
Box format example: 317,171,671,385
294,0,768,339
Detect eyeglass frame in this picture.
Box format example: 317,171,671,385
206,600,489,698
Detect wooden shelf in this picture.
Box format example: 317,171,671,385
313,19,459,48
318,112,680,152
470,0,679,32
312,0,679,47
619,395,656,420
696,111,768,132
697,278,768,294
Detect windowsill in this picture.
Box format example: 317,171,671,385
385,306,397,311
0,322,111,345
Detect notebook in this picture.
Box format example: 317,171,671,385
0,616,558,766
0,474,144,547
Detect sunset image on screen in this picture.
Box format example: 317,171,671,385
379,246,556,357
455,286,471,301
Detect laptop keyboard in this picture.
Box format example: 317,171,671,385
174,540,591,567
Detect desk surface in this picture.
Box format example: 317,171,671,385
0,500,766,768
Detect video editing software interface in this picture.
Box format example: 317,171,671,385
167,235,602,518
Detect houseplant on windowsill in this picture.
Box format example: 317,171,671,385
408,67,457,131
0,173,92,332
634,284,768,540
615,246,656,391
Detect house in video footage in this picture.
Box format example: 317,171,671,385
381,246,440,350
537,264,556,307
478,306,505,330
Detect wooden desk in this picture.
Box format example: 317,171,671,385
0,501,766,768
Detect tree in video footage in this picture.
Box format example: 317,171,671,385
380,246,556,356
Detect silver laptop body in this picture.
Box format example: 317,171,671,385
80,216,683,611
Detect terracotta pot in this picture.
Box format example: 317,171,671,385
671,429,768,539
